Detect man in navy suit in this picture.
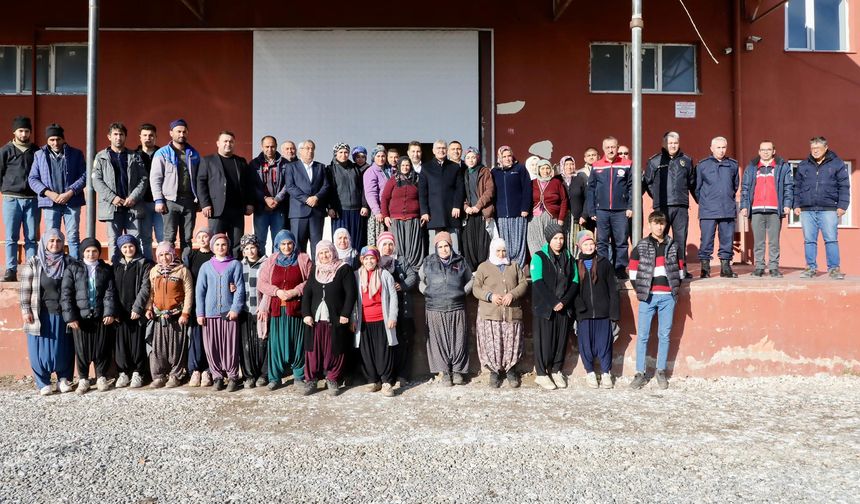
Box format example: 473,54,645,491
283,139,329,254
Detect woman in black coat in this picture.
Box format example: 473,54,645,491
529,223,578,391
301,240,357,396
61,237,116,395
112,235,154,389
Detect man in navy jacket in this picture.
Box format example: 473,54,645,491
793,136,850,280
284,139,330,254
587,136,633,279
695,136,739,278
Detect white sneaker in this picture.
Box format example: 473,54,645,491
59,378,73,393
39,385,52,396
586,372,599,389
115,372,130,388
76,379,90,395
130,372,143,388
96,376,109,392
535,375,557,390
381,383,395,397
552,372,568,389
600,372,614,389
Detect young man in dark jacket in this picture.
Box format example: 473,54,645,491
250,135,289,254
573,230,620,389
739,141,794,277
629,211,683,390
695,136,739,278
0,116,38,281
644,131,696,276
793,136,850,280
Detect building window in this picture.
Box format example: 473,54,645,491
590,43,697,94
786,0,849,51
0,44,87,95
787,160,853,227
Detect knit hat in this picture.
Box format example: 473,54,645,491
434,231,452,247
377,232,395,248
576,230,595,248
169,118,187,130
351,145,367,157
116,234,139,252
79,237,101,255
544,222,564,242
239,234,259,250
45,123,64,139
209,233,230,252
360,245,380,260
12,116,32,131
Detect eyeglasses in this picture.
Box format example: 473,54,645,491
618,151,630,156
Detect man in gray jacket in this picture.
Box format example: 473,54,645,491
92,122,149,263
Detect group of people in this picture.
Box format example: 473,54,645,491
1,115,851,396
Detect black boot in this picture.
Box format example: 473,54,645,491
700,260,710,278
720,259,737,278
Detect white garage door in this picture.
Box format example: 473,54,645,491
252,30,480,159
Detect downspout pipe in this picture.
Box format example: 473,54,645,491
85,0,99,237
732,0,746,263
631,0,644,246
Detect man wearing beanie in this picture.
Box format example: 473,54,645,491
149,119,201,259
28,123,87,259
0,116,39,281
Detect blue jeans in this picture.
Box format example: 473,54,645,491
43,205,82,259
105,208,139,263
636,294,676,373
800,210,840,270
3,196,40,271
253,210,285,255
138,201,164,261
596,209,629,271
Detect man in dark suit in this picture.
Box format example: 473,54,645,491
419,139,466,253
197,131,255,257
284,139,330,254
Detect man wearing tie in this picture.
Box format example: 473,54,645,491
284,139,329,253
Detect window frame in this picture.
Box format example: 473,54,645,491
784,0,851,52
786,159,853,228
589,42,699,95
1,43,89,96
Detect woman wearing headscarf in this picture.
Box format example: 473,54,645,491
363,145,391,246
471,238,529,388
573,230,619,389
352,246,399,397
256,230,313,390
239,234,268,389
460,147,495,272
491,146,532,268
530,223,579,390
132,241,193,388
527,159,569,255
333,227,360,270
376,232,418,386
560,155,591,256
184,228,214,387
419,232,473,386
525,155,541,181
61,237,117,395
195,233,245,392
380,156,425,271
301,240,356,396
327,142,368,250
112,234,154,389
20,229,75,395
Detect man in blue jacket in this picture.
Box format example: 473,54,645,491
28,124,87,259
793,136,850,280
587,136,633,279
695,136,739,278
739,141,794,277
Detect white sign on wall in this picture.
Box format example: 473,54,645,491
675,101,696,119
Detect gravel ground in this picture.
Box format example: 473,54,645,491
0,375,857,504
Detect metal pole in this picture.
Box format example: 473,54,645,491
85,0,98,237
630,0,643,245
